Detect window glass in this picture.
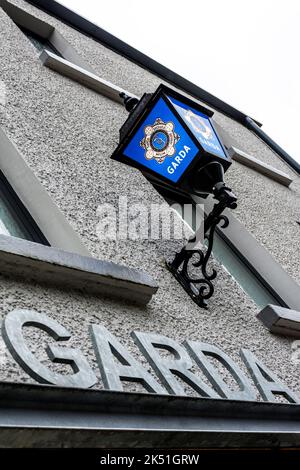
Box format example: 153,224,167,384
0,189,31,239
158,186,280,309
211,232,279,308
0,172,49,244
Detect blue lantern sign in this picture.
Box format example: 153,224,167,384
123,97,199,183
167,96,227,161
112,84,231,197
112,85,237,309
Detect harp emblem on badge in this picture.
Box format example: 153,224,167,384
140,118,180,164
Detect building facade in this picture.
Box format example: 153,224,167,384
0,0,299,448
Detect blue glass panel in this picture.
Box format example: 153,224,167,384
124,98,199,183
167,96,227,160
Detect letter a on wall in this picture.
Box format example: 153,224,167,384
90,325,165,393
240,348,300,403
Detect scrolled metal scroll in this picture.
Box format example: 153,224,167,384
166,213,229,308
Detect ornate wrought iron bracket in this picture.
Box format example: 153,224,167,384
166,187,237,308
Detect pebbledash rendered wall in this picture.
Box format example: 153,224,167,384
0,0,299,399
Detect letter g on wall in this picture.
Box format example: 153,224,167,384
1,309,97,388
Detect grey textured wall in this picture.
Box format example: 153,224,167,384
0,0,299,399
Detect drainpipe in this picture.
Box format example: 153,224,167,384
245,117,300,174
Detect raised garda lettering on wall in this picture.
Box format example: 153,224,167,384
1,309,299,404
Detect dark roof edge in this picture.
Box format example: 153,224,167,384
25,0,261,127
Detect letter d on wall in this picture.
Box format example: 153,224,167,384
185,341,256,401
2,309,97,388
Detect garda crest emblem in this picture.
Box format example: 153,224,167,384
183,109,212,140
140,118,180,164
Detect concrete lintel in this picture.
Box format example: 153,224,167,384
228,146,293,187
40,49,139,103
257,305,300,338
0,234,158,304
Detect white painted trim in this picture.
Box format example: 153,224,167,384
40,50,139,104
228,146,293,187
0,127,90,256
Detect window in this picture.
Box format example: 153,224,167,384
1,0,92,70
155,184,284,310
207,231,278,308
1,0,134,105
0,126,89,255
0,171,49,244
18,26,63,57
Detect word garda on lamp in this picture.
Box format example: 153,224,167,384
1,309,299,404
167,146,191,175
